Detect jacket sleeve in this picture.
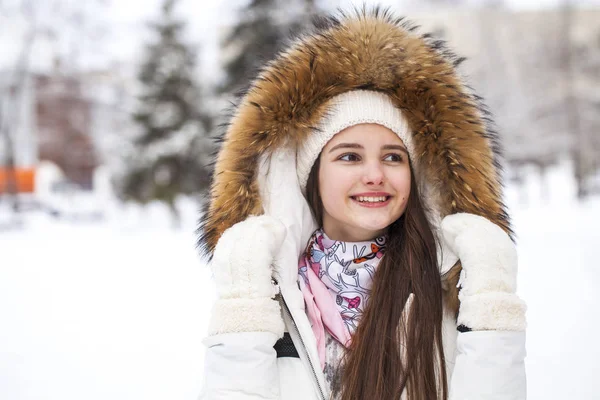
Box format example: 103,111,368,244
199,331,280,400
449,330,527,400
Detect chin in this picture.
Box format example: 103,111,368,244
354,220,392,233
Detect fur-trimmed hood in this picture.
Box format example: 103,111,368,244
198,8,512,314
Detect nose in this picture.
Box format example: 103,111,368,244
362,161,384,186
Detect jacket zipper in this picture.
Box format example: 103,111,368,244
275,285,327,400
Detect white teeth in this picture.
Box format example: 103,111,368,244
355,196,387,203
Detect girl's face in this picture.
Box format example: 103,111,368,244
318,123,411,242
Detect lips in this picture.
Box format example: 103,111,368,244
352,195,389,203
350,192,392,203
350,193,392,208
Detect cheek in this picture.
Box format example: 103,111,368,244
319,165,353,208
391,168,412,201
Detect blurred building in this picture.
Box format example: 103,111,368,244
36,73,97,189
0,65,133,193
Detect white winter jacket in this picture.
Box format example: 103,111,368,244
199,147,527,400
197,9,527,400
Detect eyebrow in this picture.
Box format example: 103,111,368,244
328,143,409,155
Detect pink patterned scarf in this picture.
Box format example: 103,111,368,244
298,229,386,368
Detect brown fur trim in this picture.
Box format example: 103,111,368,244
442,262,463,318
197,8,513,315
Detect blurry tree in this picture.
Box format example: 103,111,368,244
475,7,600,200
470,8,599,201
220,0,284,95
220,0,321,95
574,31,600,196
561,2,584,197
474,11,569,198
561,3,600,198
116,0,212,225
0,0,107,215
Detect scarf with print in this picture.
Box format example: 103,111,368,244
298,228,386,368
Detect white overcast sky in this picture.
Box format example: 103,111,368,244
104,0,594,78
1,0,598,80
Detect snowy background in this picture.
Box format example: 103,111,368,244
1,0,599,399
1,163,598,399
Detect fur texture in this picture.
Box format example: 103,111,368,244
457,293,527,331
209,297,285,336
198,8,513,316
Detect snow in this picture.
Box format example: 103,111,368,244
1,164,599,399
0,198,213,400
506,160,600,400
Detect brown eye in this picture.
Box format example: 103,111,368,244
339,153,361,162
384,153,403,162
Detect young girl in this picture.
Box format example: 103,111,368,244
199,9,526,400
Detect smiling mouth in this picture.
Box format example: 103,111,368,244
351,195,391,203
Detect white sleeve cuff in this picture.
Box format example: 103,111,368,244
458,292,527,331
208,297,285,337
449,330,527,399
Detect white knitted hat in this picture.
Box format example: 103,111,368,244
296,90,415,192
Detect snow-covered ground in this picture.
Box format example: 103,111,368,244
0,198,212,400
1,163,599,400
505,162,600,400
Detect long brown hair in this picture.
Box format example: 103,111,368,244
306,156,448,400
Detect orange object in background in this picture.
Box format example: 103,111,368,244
0,168,36,194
